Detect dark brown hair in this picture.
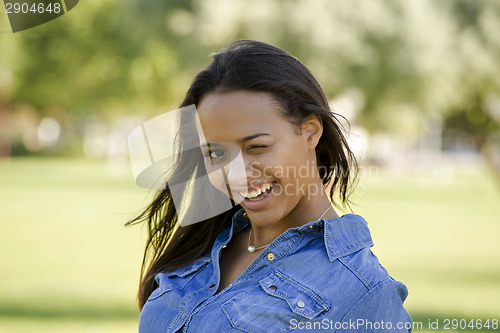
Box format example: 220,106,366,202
127,40,358,309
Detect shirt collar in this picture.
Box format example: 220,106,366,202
320,214,374,261
228,208,373,261
229,208,251,236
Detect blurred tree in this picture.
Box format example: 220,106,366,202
4,0,500,166
120,0,500,131
11,0,145,114
0,17,16,157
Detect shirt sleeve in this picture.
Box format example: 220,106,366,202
335,279,412,333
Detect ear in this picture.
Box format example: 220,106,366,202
301,115,323,150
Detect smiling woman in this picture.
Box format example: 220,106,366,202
128,40,412,332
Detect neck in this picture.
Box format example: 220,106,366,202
250,185,338,247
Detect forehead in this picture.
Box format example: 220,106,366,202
196,91,287,142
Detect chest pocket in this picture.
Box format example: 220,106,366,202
147,258,210,301
222,269,330,333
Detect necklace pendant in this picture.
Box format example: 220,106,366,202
247,246,256,253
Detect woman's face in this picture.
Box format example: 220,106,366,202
197,90,322,226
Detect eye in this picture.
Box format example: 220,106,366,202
204,149,227,160
246,145,268,150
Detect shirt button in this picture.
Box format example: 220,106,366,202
222,245,227,249
267,253,275,261
297,300,305,308
209,284,216,289
309,225,313,229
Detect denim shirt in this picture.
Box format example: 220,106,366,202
139,209,412,332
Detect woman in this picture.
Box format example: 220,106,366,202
129,40,412,332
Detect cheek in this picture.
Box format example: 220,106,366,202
205,160,243,192
262,150,306,178
207,169,224,190
260,152,314,191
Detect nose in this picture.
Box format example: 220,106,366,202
225,152,255,189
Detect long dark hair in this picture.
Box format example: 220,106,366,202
127,40,358,309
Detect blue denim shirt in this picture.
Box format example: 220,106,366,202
139,209,412,332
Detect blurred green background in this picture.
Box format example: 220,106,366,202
1,0,499,332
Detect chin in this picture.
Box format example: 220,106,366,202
243,205,286,226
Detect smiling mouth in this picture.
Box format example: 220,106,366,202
239,181,277,201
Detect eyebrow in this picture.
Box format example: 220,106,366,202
237,133,270,143
200,142,222,148
200,133,270,147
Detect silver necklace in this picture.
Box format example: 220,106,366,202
246,204,332,253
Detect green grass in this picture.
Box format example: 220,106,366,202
0,157,147,332
1,157,499,332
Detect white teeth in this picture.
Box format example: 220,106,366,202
240,182,274,199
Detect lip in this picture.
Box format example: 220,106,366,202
230,181,276,193
240,182,276,211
